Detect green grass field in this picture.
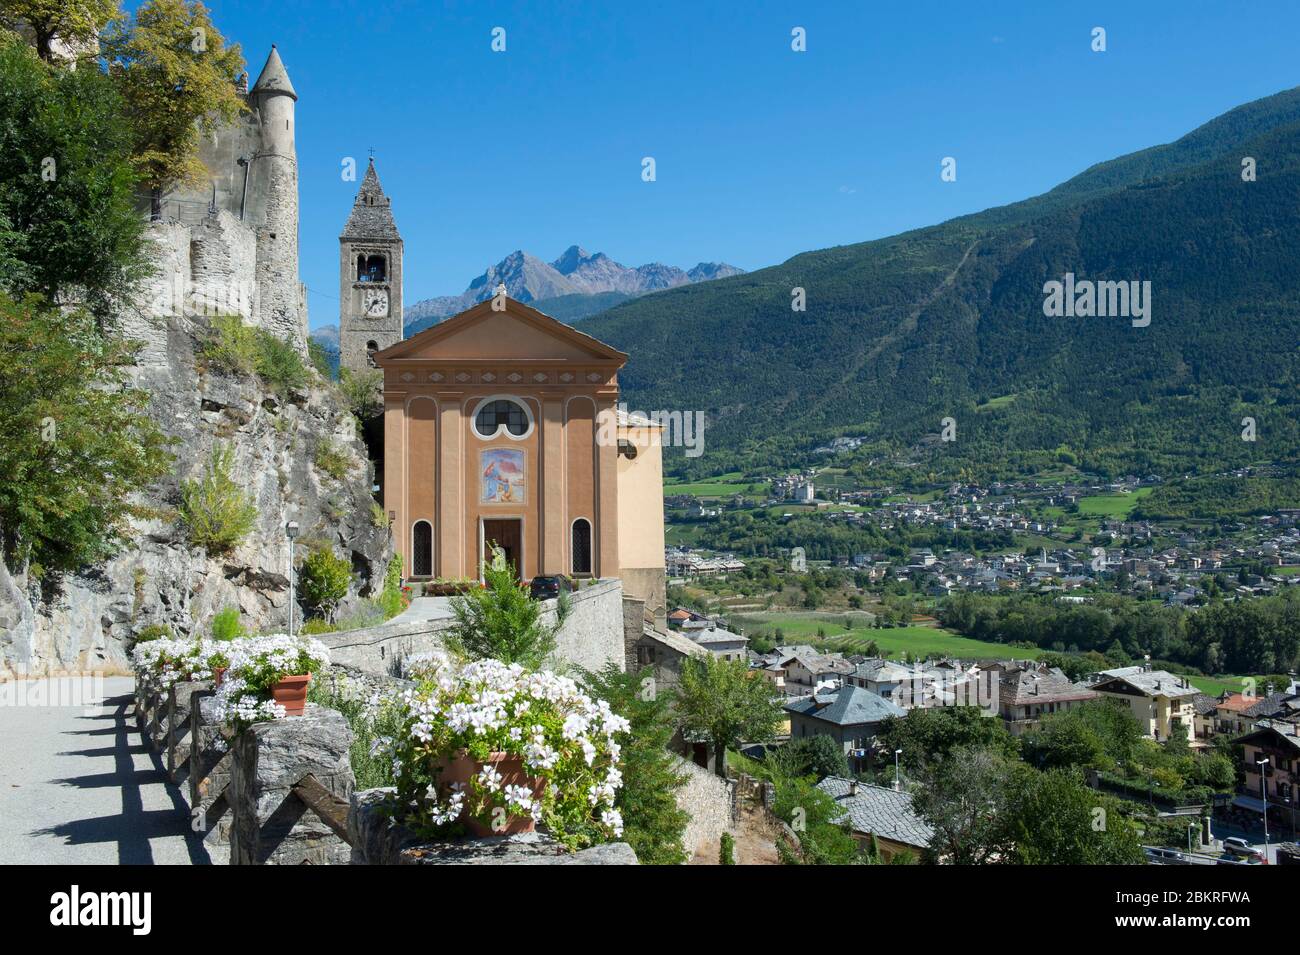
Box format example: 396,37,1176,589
1076,487,1153,518
1186,674,1254,696
976,394,1017,412
665,475,768,497
819,626,1044,660
733,612,1041,661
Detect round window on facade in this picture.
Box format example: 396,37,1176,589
473,398,531,438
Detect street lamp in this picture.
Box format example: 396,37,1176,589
894,748,903,792
286,521,300,638
1257,756,1270,853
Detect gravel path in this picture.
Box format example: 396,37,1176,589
0,676,211,864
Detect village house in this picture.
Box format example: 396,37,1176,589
996,663,1099,735
784,685,905,772
686,625,748,662
767,646,854,695
815,777,933,862
1234,721,1300,833
1089,666,1200,742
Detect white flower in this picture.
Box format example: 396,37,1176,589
601,808,624,837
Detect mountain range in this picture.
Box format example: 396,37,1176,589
402,246,743,333
579,86,1300,481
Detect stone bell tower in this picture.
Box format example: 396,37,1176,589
339,159,403,376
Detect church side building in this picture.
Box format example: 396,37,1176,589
372,298,666,621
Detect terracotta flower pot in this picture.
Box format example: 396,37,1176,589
436,751,544,837
270,674,311,716
213,667,227,687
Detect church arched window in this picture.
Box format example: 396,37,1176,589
412,520,433,577
366,341,379,367
571,518,592,575
473,397,532,439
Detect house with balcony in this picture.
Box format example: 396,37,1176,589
1089,666,1200,742
997,664,1099,735
1234,721,1300,833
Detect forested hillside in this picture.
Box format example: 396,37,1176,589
585,87,1300,481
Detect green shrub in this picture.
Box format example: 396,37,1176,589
300,618,338,635
179,444,257,554
719,832,736,865
308,673,404,789
201,315,309,395
370,500,388,527
134,623,172,643
254,332,309,395
447,545,555,668
200,315,259,377
371,555,406,620
314,439,352,481
339,367,382,419
300,546,352,617
210,605,244,641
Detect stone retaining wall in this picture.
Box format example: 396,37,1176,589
675,757,738,858
319,578,627,677
347,788,638,865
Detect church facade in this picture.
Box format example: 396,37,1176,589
371,297,667,620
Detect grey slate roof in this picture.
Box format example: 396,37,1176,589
690,625,746,646
1191,692,1220,716
783,684,904,726
815,777,933,850
251,45,297,100
1095,668,1199,700
341,159,401,241
1244,692,1299,719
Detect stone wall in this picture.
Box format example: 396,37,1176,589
320,578,628,677
546,578,626,674
348,788,638,865
228,704,354,865
674,756,738,859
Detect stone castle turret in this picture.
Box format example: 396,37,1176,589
248,45,304,348
138,46,308,354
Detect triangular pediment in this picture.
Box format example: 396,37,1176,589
376,298,628,364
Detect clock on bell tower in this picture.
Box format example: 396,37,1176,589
339,157,403,376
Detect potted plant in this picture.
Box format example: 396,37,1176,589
212,634,330,727
386,650,628,845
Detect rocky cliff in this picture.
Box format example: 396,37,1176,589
0,222,391,678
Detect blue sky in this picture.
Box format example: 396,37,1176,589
188,0,1300,328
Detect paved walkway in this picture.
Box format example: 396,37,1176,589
0,676,210,864
388,595,454,624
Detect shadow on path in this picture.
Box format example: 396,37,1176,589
30,693,211,865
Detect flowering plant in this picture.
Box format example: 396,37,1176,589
131,637,217,690
209,634,330,731
384,649,628,847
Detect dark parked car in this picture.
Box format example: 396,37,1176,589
529,575,574,601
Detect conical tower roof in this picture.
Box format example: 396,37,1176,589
251,44,297,100
341,158,401,241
